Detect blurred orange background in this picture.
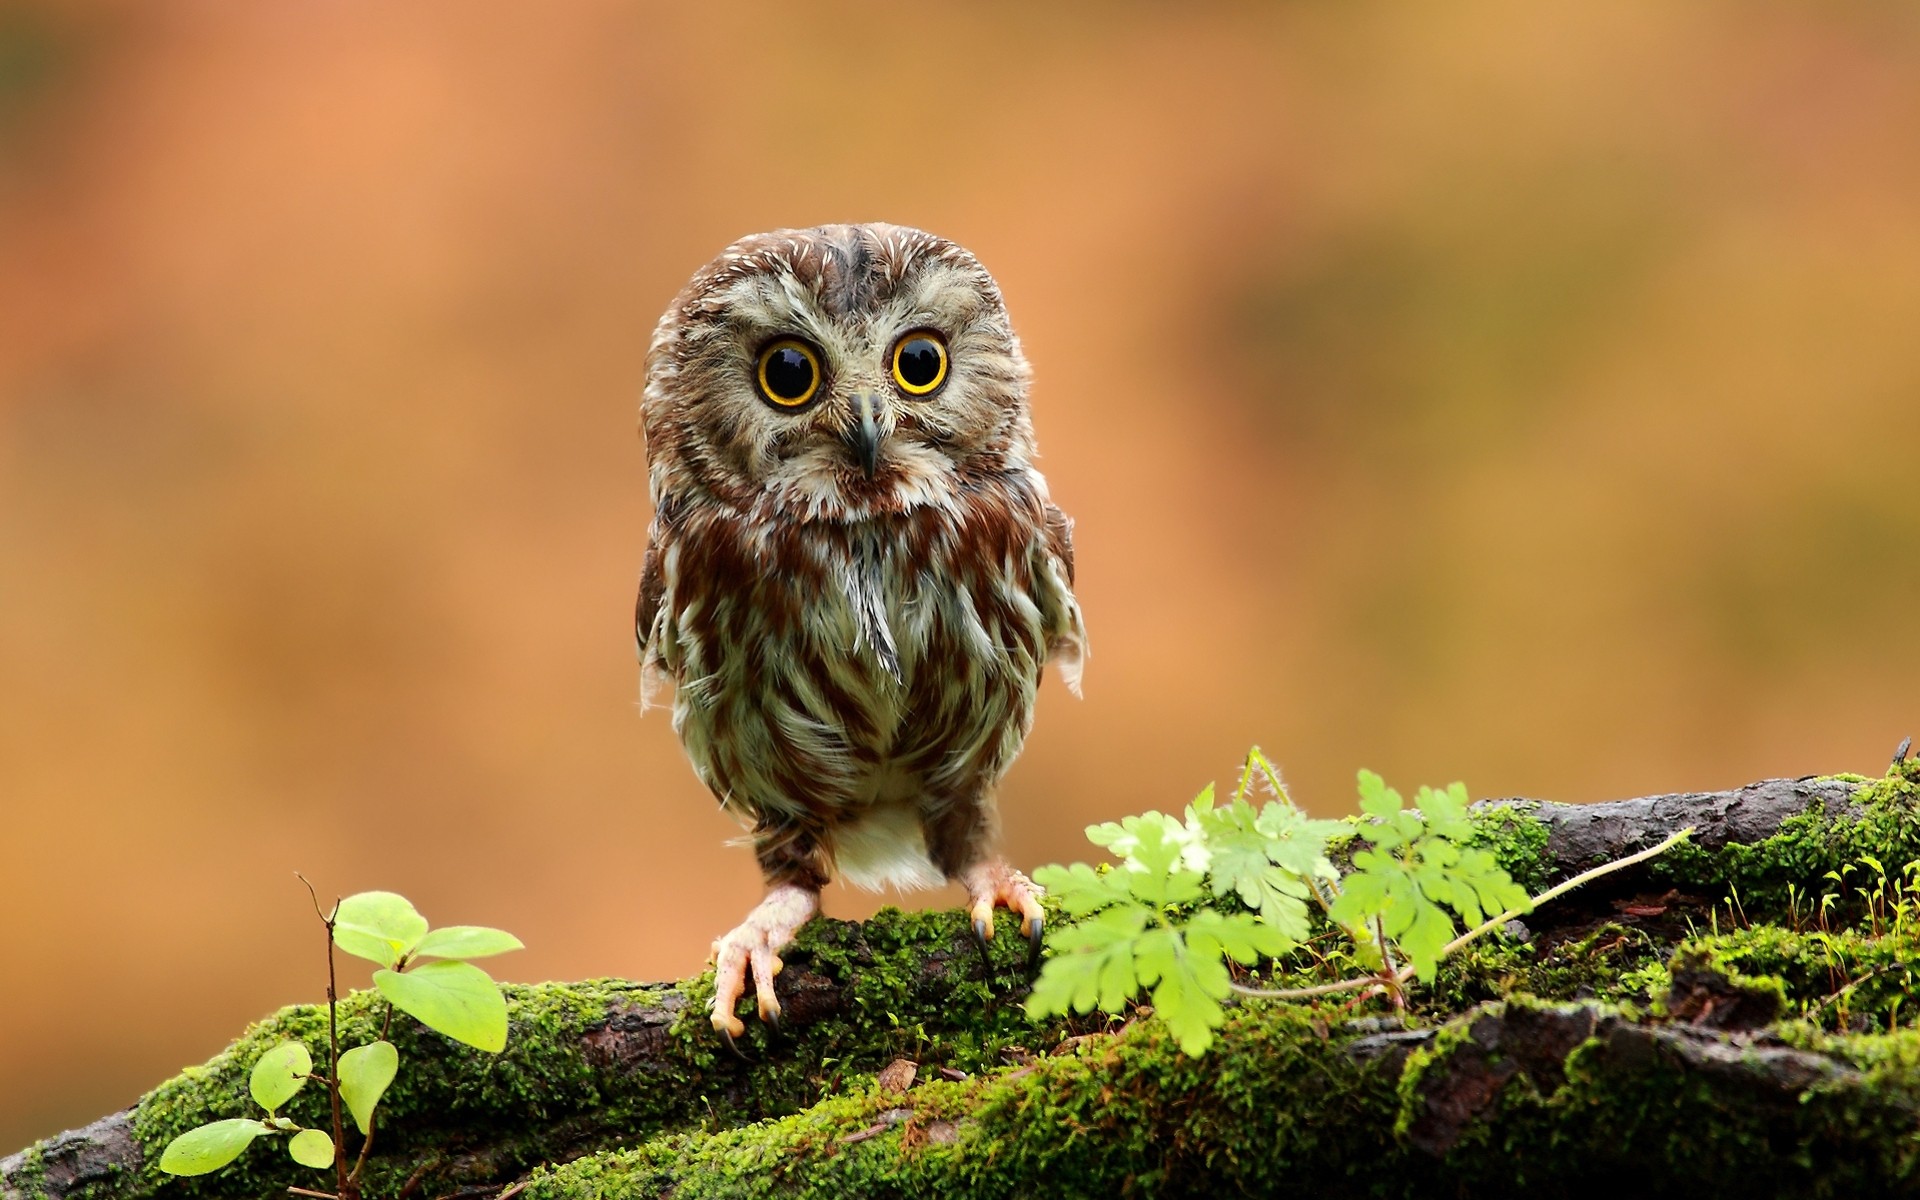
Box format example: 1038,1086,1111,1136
4,0,1918,1150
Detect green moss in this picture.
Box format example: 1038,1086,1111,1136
1653,924,1920,1032
1416,923,1667,1018
527,992,1920,1200
1388,994,1920,1196
6,1145,47,1200
131,980,656,1200
527,1004,1408,1200
120,909,1069,1200
1644,760,1920,914
1467,802,1554,895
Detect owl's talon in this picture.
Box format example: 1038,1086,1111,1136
969,916,998,986
961,860,1046,978
707,884,819,1046
764,1006,784,1036
718,1026,749,1062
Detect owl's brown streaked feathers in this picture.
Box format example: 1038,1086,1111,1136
635,224,1086,1038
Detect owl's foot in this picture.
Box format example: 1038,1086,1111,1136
708,883,820,1043
960,860,1047,967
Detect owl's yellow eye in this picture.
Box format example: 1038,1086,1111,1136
755,338,822,409
890,332,948,396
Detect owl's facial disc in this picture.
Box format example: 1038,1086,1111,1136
645,224,1039,518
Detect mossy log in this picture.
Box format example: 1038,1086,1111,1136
7,764,1919,1200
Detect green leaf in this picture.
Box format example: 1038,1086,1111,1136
1191,793,1329,944
338,1040,400,1135
157,1119,267,1176
1328,866,1390,928
413,925,524,960
1134,927,1227,1056
1187,782,1218,816
1031,862,1132,917
1183,907,1292,965
334,891,429,968
1395,900,1458,981
1415,782,1474,841
1119,818,1208,907
248,1042,312,1113
1025,905,1149,1019
376,960,508,1052
1086,811,1206,874
288,1129,334,1170
1253,802,1346,880
1356,770,1401,821
1336,772,1532,981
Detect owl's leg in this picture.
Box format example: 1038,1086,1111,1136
708,830,827,1043
922,800,1046,964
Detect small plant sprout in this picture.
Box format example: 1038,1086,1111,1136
1026,747,1691,1055
157,884,523,1200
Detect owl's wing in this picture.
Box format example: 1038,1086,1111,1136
635,535,669,707
635,538,663,658
1044,502,1076,587
1039,502,1086,696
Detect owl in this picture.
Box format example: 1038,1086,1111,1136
635,223,1086,1042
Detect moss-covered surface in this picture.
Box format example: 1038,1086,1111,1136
1642,762,1920,907
107,910,1058,1200
10,759,1920,1199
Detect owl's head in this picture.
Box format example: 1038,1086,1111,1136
642,224,1035,520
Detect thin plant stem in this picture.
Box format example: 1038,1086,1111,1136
1392,827,1695,985
1230,827,1694,1002
394,1158,438,1200
1306,875,1339,917
298,875,353,1200
347,1119,376,1186
1811,962,1908,1016
1229,974,1384,1001
346,1004,399,1189
287,1188,340,1200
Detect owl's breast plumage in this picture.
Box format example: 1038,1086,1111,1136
639,474,1083,856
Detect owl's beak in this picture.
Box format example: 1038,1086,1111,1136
845,391,883,479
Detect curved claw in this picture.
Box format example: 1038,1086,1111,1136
970,916,998,986
1026,913,1045,969
719,1026,750,1063
763,1006,785,1037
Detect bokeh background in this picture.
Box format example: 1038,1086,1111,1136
4,0,1918,1148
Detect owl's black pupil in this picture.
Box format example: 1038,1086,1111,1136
764,346,815,400
898,339,942,388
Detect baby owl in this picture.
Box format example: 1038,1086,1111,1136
635,223,1087,1040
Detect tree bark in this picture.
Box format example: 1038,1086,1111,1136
4,769,1912,1200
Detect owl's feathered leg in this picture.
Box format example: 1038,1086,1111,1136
708,828,829,1042
922,797,1046,965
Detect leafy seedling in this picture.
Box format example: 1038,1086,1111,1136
156,886,523,1200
